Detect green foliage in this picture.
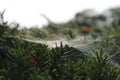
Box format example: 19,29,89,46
1,31,120,80
1,8,120,80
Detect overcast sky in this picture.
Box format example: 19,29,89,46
0,0,120,28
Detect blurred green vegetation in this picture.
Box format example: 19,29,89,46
0,7,120,80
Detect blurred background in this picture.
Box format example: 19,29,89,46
0,0,120,45
0,0,120,28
